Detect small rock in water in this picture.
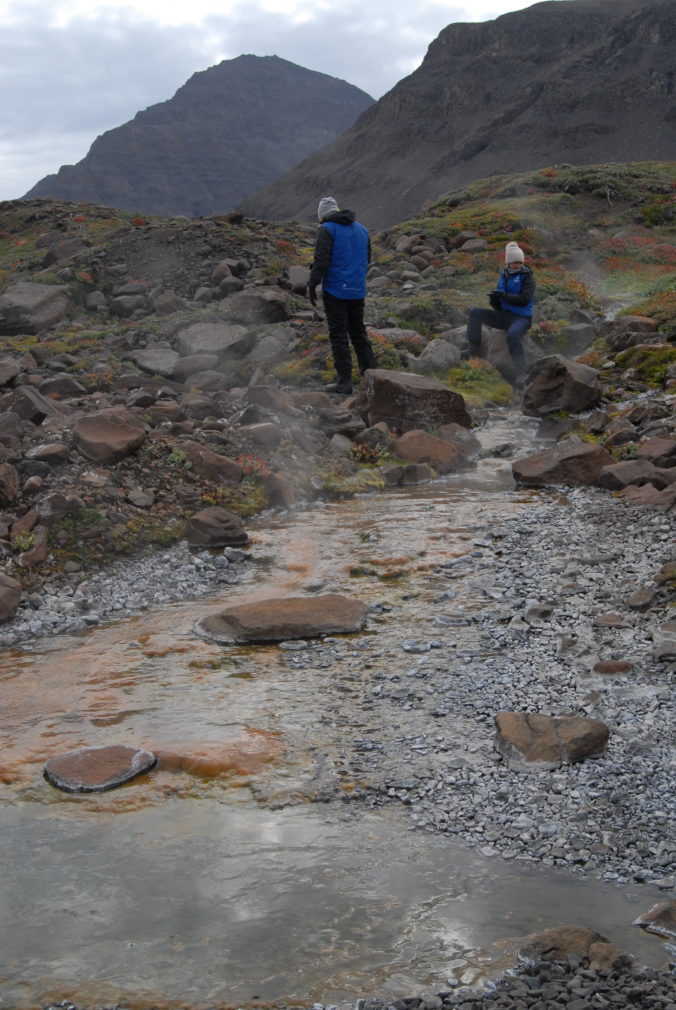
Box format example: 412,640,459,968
44,744,156,792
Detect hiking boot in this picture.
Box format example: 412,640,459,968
325,379,353,395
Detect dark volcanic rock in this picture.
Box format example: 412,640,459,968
241,0,676,229
512,441,614,487
185,506,248,547
363,369,471,433
25,56,374,217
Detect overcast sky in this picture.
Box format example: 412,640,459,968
1,0,547,201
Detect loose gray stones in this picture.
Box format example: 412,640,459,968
195,593,368,644
44,744,156,792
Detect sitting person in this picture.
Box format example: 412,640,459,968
464,241,535,390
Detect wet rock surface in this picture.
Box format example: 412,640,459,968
196,593,369,643
44,744,156,792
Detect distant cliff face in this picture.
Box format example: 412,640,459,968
241,0,676,230
23,55,374,217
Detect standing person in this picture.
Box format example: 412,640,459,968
307,196,376,395
464,241,535,390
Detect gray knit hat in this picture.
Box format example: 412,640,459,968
318,196,339,221
505,241,525,264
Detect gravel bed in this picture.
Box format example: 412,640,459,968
301,488,675,891
0,543,252,646
42,955,676,1010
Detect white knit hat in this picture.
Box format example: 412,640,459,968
317,196,339,221
505,241,525,264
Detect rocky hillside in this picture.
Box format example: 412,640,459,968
241,0,676,229
23,56,374,218
0,160,674,627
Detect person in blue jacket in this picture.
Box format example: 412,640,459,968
464,241,535,390
307,196,376,395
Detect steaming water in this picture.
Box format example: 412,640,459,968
0,410,669,1009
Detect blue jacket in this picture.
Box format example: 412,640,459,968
495,266,535,317
308,209,370,300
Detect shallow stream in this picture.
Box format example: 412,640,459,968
0,410,670,1009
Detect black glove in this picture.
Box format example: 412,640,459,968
307,285,317,306
488,290,501,310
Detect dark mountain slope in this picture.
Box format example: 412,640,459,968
240,0,676,229
23,55,374,217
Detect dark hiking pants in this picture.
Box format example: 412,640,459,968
323,291,376,382
466,307,530,377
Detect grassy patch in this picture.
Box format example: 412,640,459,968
438,359,513,406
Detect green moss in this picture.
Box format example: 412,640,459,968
320,467,386,497
440,359,513,406
615,344,676,386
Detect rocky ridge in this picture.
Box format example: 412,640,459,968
242,0,676,229
24,55,374,217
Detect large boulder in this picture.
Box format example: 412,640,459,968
623,483,676,511
407,339,460,375
73,408,147,463
195,593,368,644
391,430,463,473
0,281,72,335
44,744,156,792
599,459,668,491
185,506,248,547
0,572,22,623
437,422,482,460
522,355,601,416
9,386,70,423
129,348,180,378
220,287,293,325
637,436,676,468
175,322,254,360
472,328,542,384
362,369,470,433
601,314,659,351
177,442,242,483
494,711,610,767
0,356,23,387
512,441,614,487
245,325,297,367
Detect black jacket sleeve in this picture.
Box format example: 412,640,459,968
503,271,535,306
308,227,334,288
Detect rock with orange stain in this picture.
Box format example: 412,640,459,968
44,744,156,792
195,593,368,643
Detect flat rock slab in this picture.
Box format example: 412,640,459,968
44,744,156,792
195,593,368,644
494,711,610,767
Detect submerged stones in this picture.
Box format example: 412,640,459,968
195,593,368,644
44,744,156,792
494,712,610,768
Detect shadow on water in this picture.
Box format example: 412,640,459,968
0,411,669,1007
